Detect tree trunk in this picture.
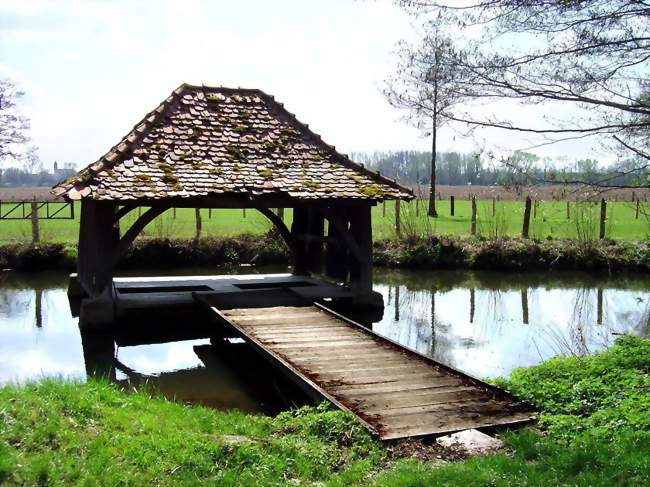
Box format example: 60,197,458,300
428,117,438,217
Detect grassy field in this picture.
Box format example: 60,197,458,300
0,336,648,485
1,199,648,243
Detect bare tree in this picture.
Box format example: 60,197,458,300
396,0,650,188
384,25,467,216
0,78,30,162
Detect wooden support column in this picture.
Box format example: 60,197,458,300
77,200,116,298
77,199,117,328
348,204,373,295
291,207,325,275
325,208,349,282
291,207,309,275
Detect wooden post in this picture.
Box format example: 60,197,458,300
395,199,401,237
194,207,202,240
172,207,176,219
522,196,532,238
492,198,496,217
566,201,570,220
348,204,373,294
533,200,538,219
208,208,212,219
325,208,348,282
470,197,477,235
415,198,419,217
30,200,40,243
243,207,246,218
599,198,606,239
636,199,640,219
382,200,386,217
450,196,455,216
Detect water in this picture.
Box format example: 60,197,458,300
1,268,648,412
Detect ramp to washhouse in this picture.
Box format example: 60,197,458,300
196,299,535,441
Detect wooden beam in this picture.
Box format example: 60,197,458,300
112,206,169,267
113,204,138,223
256,207,298,259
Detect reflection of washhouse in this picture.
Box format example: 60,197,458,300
79,327,311,414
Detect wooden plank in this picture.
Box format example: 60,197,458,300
321,371,442,386
372,398,512,419
358,388,486,411
231,315,334,325
314,364,430,378
259,336,369,346
268,339,373,350
332,376,463,395
380,411,533,440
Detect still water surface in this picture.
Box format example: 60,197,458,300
1,267,648,412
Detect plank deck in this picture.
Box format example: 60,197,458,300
200,303,534,441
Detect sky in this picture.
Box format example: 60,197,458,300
0,0,602,170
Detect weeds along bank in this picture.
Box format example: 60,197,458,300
0,336,647,485
1,233,649,273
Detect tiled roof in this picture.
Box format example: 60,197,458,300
52,84,413,202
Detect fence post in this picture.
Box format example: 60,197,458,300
195,207,202,241
522,196,532,238
636,199,640,219
450,195,455,216
415,198,419,217
30,200,40,243
599,198,606,239
208,208,212,219
566,201,570,220
470,197,477,235
533,199,538,219
382,200,386,217
492,198,495,217
395,199,401,237
242,207,246,218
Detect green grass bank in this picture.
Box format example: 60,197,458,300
2,234,650,273
1,336,648,485
1,199,649,244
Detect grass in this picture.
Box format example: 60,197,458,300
0,336,648,485
1,199,649,244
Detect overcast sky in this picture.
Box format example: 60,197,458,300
1,0,601,170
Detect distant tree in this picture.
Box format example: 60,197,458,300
384,24,467,216
0,78,30,162
396,0,650,189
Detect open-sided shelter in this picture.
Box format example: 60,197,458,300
53,84,413,327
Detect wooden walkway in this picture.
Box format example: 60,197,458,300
200,302,534,441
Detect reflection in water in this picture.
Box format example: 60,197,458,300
373,268,650,378
0,268,649,410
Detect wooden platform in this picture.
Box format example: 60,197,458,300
198,301,535,441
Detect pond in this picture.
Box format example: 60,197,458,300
1,267,648,413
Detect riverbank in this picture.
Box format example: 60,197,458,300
1,234,649,273
0,336,647,485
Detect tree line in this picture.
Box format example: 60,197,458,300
353,150,647,188
0,167,76,187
